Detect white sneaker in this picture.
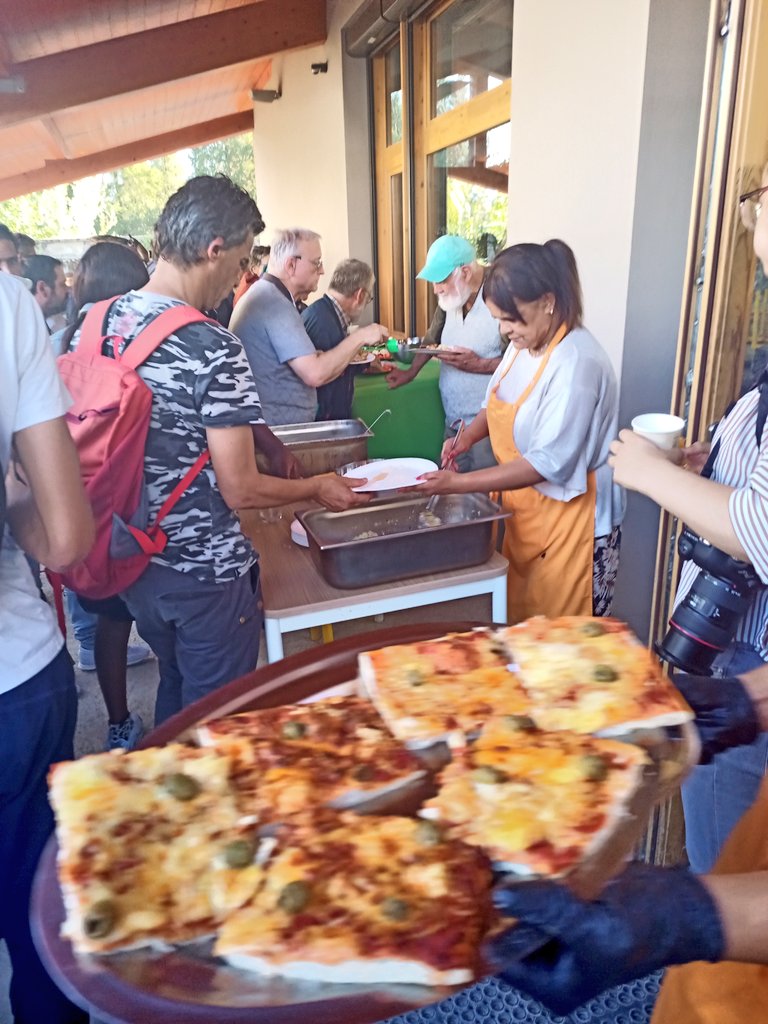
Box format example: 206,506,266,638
126,641,153,668
107,712,145,751
78,642,153,672
77,647,96,672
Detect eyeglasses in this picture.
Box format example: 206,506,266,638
739,184,768,231
363,289,374,306
292,254,324,270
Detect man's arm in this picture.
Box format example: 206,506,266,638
7,417,94,571
250,424,304,479
207,424,368,512
386,305,446,389
290,323,387,387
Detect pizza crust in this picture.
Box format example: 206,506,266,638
223,952,473,987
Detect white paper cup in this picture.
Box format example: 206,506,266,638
631,413,685,449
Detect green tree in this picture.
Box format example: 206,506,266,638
0,184,77,239
189,132,256,193
97,154,186,241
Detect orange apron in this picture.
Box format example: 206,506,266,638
652,777,768,1024
487,324,596,623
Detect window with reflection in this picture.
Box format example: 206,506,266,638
427,123,510,255
430,0,513,118
385,43,403,145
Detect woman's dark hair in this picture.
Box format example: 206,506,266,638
153,175,264,267
60,241,149,350
485,239,583,332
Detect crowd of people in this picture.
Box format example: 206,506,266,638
2,165,768,1022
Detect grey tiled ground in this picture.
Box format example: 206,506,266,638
0,592,494,1023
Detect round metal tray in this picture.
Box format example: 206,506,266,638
31,622,484,1024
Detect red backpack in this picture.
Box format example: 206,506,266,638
56,297,215,599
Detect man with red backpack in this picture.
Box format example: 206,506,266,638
64,176,366,724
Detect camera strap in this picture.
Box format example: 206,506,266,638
701,370,768,480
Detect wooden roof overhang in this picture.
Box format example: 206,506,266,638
0,0,327,200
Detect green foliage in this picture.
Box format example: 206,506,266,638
0,131,256,242
0,185,79,239
98,154,186,240
446,179,508,256
189,133,256,193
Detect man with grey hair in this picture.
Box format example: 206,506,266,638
303,257,377,421
230,228,387,425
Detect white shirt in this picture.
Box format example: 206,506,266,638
482,326,625,537
676,386,768,659
438,286,504,425
0,274,70,692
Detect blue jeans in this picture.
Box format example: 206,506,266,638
0,646,87,1023
122,561,263,724
681,641,768,873
65,588,97,650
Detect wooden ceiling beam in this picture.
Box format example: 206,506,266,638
0,110,254,201
0,0,326,128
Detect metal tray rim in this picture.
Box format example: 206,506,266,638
296,495,510,552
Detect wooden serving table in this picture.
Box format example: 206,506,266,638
246,513,508,662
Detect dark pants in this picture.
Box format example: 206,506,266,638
0,646,88,1023
122,561,263,724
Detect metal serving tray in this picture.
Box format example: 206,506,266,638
255,419,372,476
297,493,509,589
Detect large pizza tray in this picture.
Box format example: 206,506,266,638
31,622,700,1024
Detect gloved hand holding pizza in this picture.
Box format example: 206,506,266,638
487,862,724,1015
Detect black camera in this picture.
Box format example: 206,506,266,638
656,527,763,675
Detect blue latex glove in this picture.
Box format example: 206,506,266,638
673,673,760,763
488,863,724,1016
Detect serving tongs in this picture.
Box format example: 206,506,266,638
419,418,464,526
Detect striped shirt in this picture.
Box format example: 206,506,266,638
676,386,768,660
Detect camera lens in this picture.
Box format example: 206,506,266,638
657,533,761,675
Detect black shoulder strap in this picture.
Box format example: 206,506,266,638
701,369,768,480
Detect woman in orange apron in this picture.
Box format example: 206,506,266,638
415,239,624,622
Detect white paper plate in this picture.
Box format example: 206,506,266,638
341,457,438,492
290,519,309,547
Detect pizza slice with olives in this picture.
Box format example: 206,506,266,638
358,629,531,746
422,716,650,875
49,744,262,954
195,696,426,816
501,616,694,735
215,808,493,986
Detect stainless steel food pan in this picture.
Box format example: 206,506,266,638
255,419,372,476
297,493,509,589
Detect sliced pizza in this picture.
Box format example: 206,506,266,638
215,809,493,986
501,616,694,735
49,744,261,954
196,697,426,816
358,629,532,746
423,716,650,875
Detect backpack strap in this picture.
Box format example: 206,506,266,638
119,305,214,370
126,450,211,556
702,370,768,480
76,297,120,359
74,298,213,367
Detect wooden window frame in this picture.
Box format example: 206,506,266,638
372,0,512,337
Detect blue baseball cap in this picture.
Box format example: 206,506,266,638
417,235,475,283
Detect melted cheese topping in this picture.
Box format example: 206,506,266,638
425,721,649,873
215,811,491,979
50,744,259,953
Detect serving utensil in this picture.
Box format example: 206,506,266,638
419,419,464,526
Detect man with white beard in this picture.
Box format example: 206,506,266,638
386,235,504,470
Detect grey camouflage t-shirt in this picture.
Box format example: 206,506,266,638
72,290,264,582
